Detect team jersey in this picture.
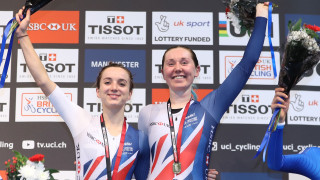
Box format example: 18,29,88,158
138,17,267,180
267,126,320,179
48,86,149,180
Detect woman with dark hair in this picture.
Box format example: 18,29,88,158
138,3,270,179
15,8,149,180
267,88,320,179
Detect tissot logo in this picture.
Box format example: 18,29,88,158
242,95,259,103
0,88,10,122
85,11,146,44
221,90,273,124
83,88,146,123
17,49,78,82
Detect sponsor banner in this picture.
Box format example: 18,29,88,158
0,140,14,150
17,49,79,82
0,49,12,83
85,11,146,44
152,88,212,104
0,88,10,122
27,11,79,44
83,88,146,123
152,50,214,84
0,170,8,180
52,171,76,180
21,140,67,149
0,11,13,45
15,88,77,122
84,49,146,83
297,62,320,86
218,13,280,46
288,90,320,126
152,12,213,45
216,141,320,153
221,90,273,124
284,14,320,37
219,51,280,85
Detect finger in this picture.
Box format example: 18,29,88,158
264,2,269,6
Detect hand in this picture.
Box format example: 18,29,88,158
256,2,270,18
271,88,290,123
15,7,31,37
208,169,218,180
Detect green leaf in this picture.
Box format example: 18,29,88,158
292,19,302,31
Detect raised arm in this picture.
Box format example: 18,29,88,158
201,3,269,122
15,8,56,96
267,88,289,170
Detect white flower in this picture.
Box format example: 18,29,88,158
36,169,50,180
227,12,241,30
19,162,37,180
19,160,50,180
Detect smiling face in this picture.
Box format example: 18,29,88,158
162,47,200,92
96,67,132,110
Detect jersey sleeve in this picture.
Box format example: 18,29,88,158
138,104,152,135
134,130,150,180
48,86,91,137
200,17,267,123
267,126,319,179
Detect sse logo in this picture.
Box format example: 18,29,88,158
26,11,79,44
85,11,146,44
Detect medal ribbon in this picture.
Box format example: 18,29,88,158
0,18,17,88
100,114,127,180
167,99,191,174
267,2,277,79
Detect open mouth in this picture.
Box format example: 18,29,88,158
108,94,120,98
172,75,186,79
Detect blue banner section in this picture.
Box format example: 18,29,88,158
285,14,320,36
221,172,282,180
84,49,146,83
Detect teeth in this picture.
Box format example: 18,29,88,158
174,76,184,79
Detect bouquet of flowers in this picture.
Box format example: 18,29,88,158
255,19,320,161
4,150,58,180
278,19,320,95
222,0,277,35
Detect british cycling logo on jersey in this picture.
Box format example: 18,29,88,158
150,122,170,128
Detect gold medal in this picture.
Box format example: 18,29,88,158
173,162,181,174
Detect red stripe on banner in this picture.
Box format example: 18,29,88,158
219,24,227,28
155,126,203,180
84,155,104,180
151,134,168,173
